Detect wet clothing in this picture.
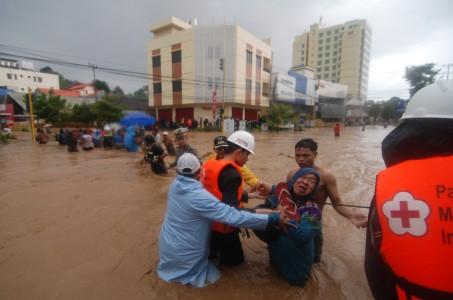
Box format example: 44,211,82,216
255,168,321,286
365,119,453,300
163,139,176,156
66,131,78,152
203,161,249,266
82,134,94,150
147,143,167,175
157,175,277,288
201,160,244,233
169,144,200,168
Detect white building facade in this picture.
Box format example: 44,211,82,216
0,58,60,93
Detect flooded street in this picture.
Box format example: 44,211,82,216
0,126,392,300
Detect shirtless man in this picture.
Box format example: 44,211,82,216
286,138,368,227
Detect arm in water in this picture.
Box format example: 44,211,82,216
323,172,368,227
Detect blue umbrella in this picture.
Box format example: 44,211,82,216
120,112,156,126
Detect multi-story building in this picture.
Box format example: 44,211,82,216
148,17,272,124
0,58,60,93
292,19,371,101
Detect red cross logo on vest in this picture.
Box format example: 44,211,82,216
382,192,430,236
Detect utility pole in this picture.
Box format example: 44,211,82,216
88,63,98,100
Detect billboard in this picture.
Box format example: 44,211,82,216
271,73,295,103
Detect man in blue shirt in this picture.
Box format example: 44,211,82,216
157,153,284,288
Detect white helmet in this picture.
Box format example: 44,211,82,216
227,130,255,155
401,80,453,120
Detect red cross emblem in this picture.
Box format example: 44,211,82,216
382,192,430,236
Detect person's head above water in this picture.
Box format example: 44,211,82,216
288,168,320,197
294,138,318,168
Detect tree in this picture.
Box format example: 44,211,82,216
33,92,68,123
40,66,79,89
131,85,149,99
264,102,296,130
71,103,95,124
93,80,110,95
112,85,125,96
368,102,381,123
381,97,404,122
404,63,439,97
91,97,123,124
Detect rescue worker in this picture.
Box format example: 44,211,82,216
157,153,287,288
207,135,261,191
365,80,453,299
201,130,256,266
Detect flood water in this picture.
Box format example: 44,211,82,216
0,126,392,300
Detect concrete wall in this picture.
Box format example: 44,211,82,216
0,67,60,93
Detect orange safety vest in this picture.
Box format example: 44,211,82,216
200,159,244,233
375,155,453,299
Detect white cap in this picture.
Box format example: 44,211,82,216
176,153,201,175
162,131,169,135
227,130,255,155
401,80,453,120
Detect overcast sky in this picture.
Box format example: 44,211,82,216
1,0,452,100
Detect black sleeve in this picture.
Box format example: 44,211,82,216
364,197,398,300
218,165,242,207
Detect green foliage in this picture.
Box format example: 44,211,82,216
34,92,68,123
264,102,296,130
131,85,149,99
404,63,440,97
112,86,125,96
71,103,95,124
91,97,123,124
93,80,110,94
368,103,381,120
39,66,79,89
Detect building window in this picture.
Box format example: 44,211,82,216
333,51,338,56
7,73,12,79
20,74,23,78
208,77,213,89
333,43,338,48
326,45,330,50
332,73,336,78
324,66,330,71
319,32,324,37
38,77,42,83
246,50,253,64
332,58,337,63
317,67,322,72
153,82,162,94
325,52,330,57
325,59,330,64
318,53,323,59
318,46,323,52
317,75,321,79
172,80,182,92
334,36,339,41
318,39,323,44
33,76,36,82
208,47,213,59
215,76,220,88
326,38,331,43
256,82,261,96
301,44,305,49
317,60,322,66
246,79,252,92
14,74,17,80
326,30,331,36
152,56,161,68
172,50,181,63
334,29,339,34
256,55,262,68
332,65,337,70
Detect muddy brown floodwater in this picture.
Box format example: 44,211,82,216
0,126,392,300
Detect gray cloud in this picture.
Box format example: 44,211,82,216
1,0,452,99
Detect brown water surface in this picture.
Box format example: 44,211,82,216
0,127,391,299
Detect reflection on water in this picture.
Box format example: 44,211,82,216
0,127,391,300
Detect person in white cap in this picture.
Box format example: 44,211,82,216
200,130,258,266
157,153,287,288
161,131,176,156
365,80,453,300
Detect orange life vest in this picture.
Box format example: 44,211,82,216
200,159,243,233
375,155,453,298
